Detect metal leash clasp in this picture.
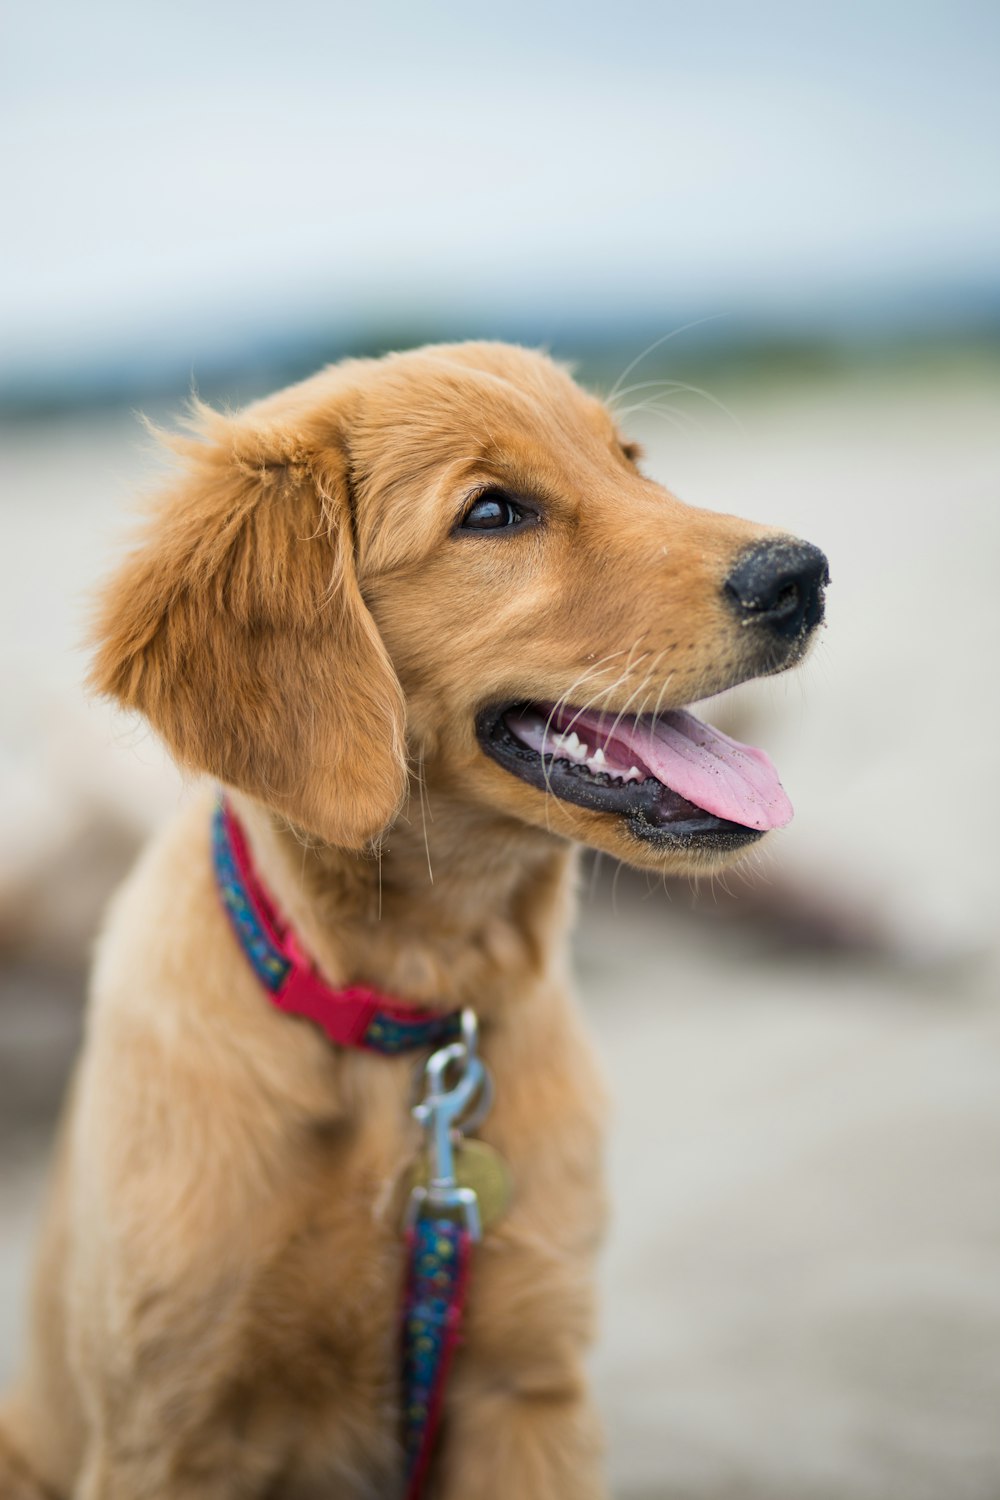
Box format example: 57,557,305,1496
405,1009,492,1242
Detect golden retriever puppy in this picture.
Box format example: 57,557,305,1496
0,343,827,1499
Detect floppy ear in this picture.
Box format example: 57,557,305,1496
89,400,407,848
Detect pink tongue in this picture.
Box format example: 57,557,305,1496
559,707,793,831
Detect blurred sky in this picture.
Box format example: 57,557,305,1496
2,0,999,385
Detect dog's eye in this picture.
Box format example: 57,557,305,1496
458,489,535,533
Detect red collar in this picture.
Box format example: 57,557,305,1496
211,799,462,1055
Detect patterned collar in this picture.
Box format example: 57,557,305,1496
211,799,462,1055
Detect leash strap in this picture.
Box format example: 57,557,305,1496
401,1217,472,1498
212,799,461,1055
401,1018,494,1496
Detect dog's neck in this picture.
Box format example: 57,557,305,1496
235,790,577,1020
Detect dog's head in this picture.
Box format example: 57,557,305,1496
92,343,827,873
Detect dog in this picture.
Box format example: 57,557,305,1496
0,342,827,1499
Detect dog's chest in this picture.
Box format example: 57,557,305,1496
236,1150,408,1488
252,1135,408,1371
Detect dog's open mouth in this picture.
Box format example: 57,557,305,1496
476,701,793,850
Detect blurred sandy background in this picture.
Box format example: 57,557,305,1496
2,4,999,1497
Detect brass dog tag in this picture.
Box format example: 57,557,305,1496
408,1140,513,1230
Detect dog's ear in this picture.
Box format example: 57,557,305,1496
89,399,407,848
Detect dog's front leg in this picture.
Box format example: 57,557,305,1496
434,1373,606,1500
71,1371,298,1500
74,1439,270,1500
431,1234,608,1500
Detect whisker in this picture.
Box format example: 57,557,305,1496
588,849,605,905
537,648,635,822
536,646,652,830
610,857,625,918
649,666,676,734
600,646,671,752
615,394,711,437
657,380,744,433
614,381,742,436
607,315,728,402
559,660,644,741
611,377,698,402
612,399,692,435
415,748,434,885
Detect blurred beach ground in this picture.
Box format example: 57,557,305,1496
2,340,999,1499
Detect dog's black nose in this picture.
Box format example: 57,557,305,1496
724,539,829,640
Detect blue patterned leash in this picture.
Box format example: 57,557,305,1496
401,1012,498,1497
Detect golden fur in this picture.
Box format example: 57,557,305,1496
2,343,802,1498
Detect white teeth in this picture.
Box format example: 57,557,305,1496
549,728,589,761
537,726,646,785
